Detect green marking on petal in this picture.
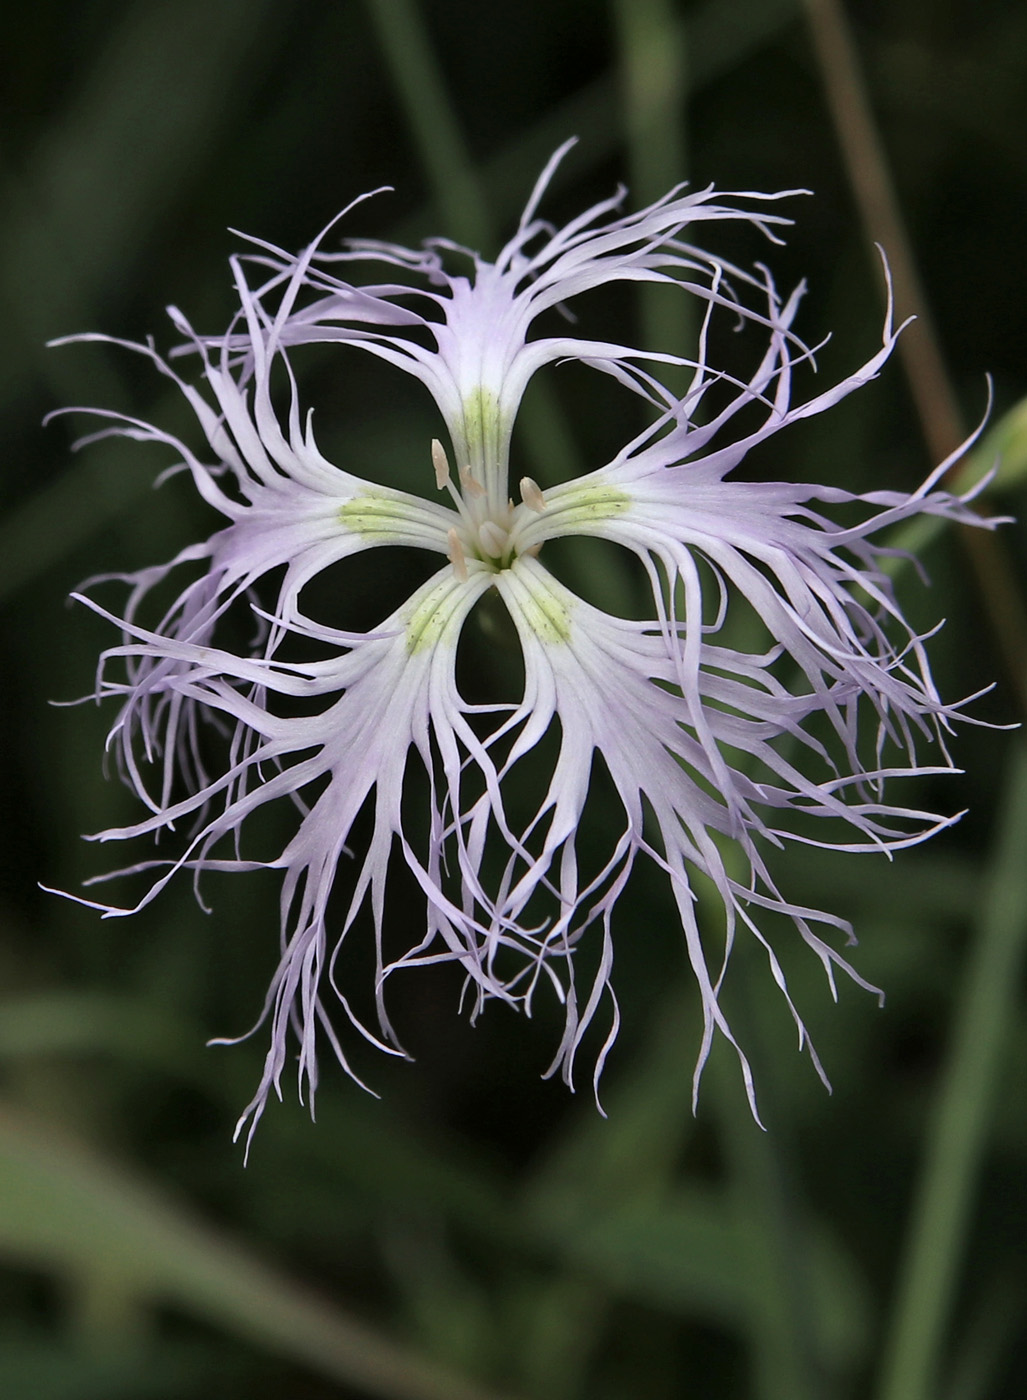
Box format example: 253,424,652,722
339,493,423,541
547,482,632,531
405,578,463,654
517,579,574,644
500,557,576,646
463,386,501,440
521,591,572,644
460,386,504,466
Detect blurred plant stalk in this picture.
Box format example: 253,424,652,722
802,4,1027,1399
802,0,1027,723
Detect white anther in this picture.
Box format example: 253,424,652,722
477,521,509,559
431,438,451,490
447,527,469,581
519,476,546,512
459,464,485,498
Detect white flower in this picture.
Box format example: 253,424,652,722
51,142,994,1146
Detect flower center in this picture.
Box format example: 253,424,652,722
431,437,546,579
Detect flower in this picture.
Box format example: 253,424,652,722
51,141,993,1146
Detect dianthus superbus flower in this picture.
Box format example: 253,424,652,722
50,142,994,1145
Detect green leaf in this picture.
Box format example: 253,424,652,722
0,1102,516,1400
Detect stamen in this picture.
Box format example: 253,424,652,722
460,464,485,498
478,521,509,559
519,476,546,512
447,527,468,581
431,438,451,490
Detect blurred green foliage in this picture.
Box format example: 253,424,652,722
1,1,1025,1397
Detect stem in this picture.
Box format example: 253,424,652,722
802,0,1027,720
363,0,490,252
710,1010,820,1400
611,0,692,372
876,741,1027,1400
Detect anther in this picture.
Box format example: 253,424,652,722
447,527,468,581
460,464,485,498
519,476,546,512
431,438,451,490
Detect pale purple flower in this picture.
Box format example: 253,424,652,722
51,142,993,1145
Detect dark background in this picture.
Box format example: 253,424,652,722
0,2,1024,1398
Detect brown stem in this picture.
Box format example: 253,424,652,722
802,0,1027,720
